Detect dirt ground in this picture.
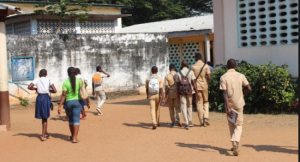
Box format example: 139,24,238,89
0,95,298,162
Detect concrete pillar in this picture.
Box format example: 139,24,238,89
199,41,205,59
213,0,226,65
205,33,211,62
75,21,81,34
30,19,37,35
0,21,11,130
179,39,183,62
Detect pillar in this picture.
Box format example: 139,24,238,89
0,21,11,130
205,33,211,62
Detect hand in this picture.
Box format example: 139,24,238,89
227,108,233,118
107,74,110,77
87,102,91,109
58,106,62,115
196,93,201,101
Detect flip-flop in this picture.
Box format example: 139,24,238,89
41,136,47,141
45,134,50,139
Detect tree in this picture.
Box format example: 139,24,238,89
33,0,91,34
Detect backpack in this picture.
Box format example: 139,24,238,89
148,76,160,95
93,72,102,86
178,69,193,95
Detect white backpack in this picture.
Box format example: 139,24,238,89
148,76,159,95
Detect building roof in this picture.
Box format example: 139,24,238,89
119,14,214,34
0,1,133,9
0,3,22,15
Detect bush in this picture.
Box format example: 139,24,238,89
19,97,29,107
209,60,298,114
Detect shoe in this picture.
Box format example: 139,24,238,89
171,123,177,127
233,149,239,156
80,117,86,120
230,148,234,151
188,122,194,127
199,124,205,127
96,108,102,115
41,136,47,141
152,124,157,130
204,118,210,127
185,125,189,130
45,133,50,139
175,119,182,127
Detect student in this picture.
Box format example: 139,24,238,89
58,67,88,143
220,59,252,156
146,66,164,129
28,69,57,141
174,60,200,130
191,53,211,127
207,61,214,72
92,66,110,115
75,68,90,120
163,64,182,127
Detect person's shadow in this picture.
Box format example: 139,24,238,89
123,122,171,130
175,142,231,156
243,144,298,154
14,133,71,142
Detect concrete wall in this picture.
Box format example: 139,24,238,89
213,0,298,77
6,34,168,104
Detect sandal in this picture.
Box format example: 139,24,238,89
72,139,80,143
41,136,47,141
46,134,50,139
69,136,73,140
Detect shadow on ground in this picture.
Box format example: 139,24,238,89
109,99,149,106
243,144,298,154
13,133,71,142
175,142,231,156
123,122,172,130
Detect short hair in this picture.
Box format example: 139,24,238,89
75,68,80,74
151,66,158,73
207,61,212,66
169,64,176,71
195,53,202,60
96,66,101,72
39,69,47,77
181,60,188,67
227,59,237,69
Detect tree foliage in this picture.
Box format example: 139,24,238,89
33,0,91,33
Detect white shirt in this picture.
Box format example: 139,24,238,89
32,77,52,94
76,74,87,82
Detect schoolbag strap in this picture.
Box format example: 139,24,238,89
185,69,191,77
179,71,184,77
196,64,206,80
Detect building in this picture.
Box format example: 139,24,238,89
119,14,214,70
213,0,298,77
1,1,132,34
0,3,22,131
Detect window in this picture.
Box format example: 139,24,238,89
237,0,298,47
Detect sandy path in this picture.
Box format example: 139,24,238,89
0,95,298,162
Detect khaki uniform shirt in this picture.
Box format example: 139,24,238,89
219,69,250,108
164,71,178,98
191,60,211,90
174,67,196,94
146,74,164,99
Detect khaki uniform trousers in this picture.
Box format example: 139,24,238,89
180,94,193,125
149,94,161,124
227,107,244,144
168,98,180,123
196,89,209,125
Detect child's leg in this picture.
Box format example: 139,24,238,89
42,118,47,138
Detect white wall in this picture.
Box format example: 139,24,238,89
213,0,298,77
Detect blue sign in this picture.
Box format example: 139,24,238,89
11,56,35,81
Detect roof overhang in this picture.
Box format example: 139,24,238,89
0,3,22,21
0,1,133,9
167,29,213,38
6,13,131,20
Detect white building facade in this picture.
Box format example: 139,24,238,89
213,0,298,77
